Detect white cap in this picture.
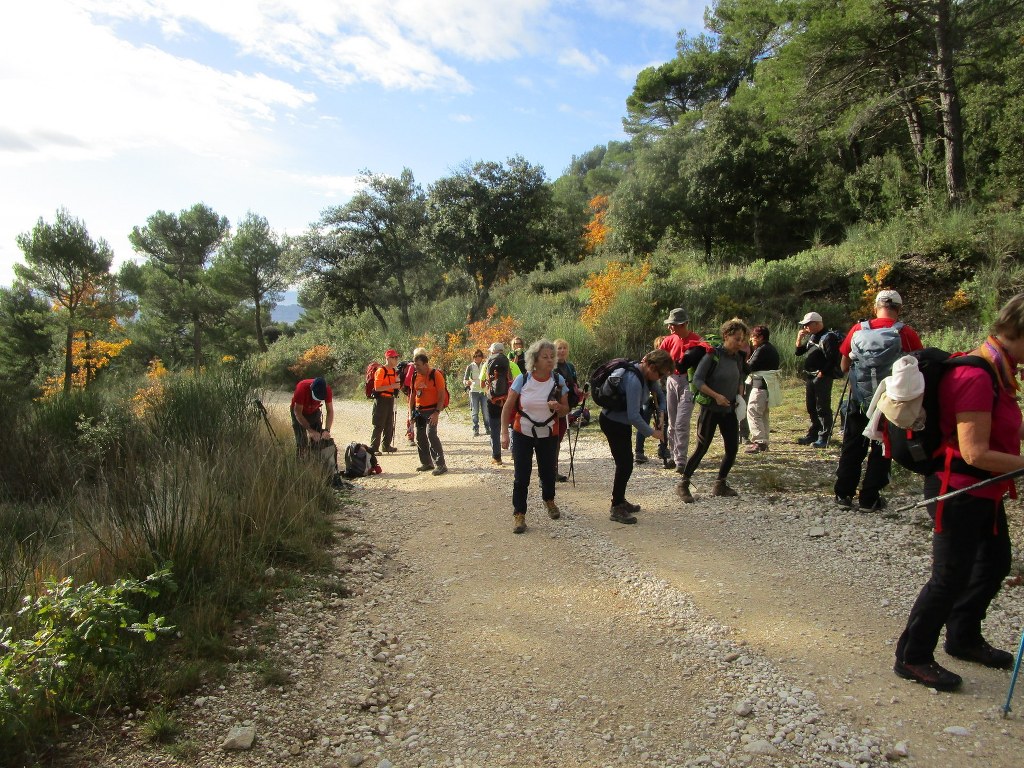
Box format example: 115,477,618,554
798,311,822,325
875,289,903,306
489,342,505,354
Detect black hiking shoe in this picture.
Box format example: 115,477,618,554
634,453,648,465
609,503,637,524
556,473,568,482
834,494,854,508
662,459,676,470
796,435,817,445
944,640,1014,669
676,479,694,504
859,496,887,512
893,659,962,691
431,464,448,476
416,464,434,472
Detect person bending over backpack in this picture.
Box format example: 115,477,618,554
894,292,1024,692
291,376,333,457
676,319,749,503
834,290,922,511
500,339,570,534
599,349,672,524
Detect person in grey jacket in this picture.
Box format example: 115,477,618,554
598,349,673,524
677,318,749,502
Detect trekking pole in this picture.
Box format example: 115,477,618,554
254,398,280,444
823,375,849,446
568,387,589,488
892,467,1024,515
1003,629,1024,717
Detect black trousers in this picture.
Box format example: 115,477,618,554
599,412,634,505
369,396,396,451
896,475,1012,664
803,375,834,440
834,406,889,505
683,407,739,480
511,431,558,514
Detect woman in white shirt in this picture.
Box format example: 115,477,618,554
501,339,570,534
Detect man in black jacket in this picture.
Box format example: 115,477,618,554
794,311,841,448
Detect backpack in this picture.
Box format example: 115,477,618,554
806,330,844,378
849,321,905,404
316,436,340,476
343,442,380,478
589,359,641,411
513,372,565,437
486,353,512,405
364,362,382,399
433,369,450,411
883,349,997,476
397,361,413,396
686,344,720,404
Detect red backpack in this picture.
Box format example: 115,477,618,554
364,362,382,399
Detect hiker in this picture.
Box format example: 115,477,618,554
368,349,401,455
598,349,672,524
410,352,448,476
676,318,749,503
553,339,582,482
291,376,333,457
500,339,570,534
509,336,526,371
834,290,923,510
893,292,1024,692
481,342,521,466
744,325,781,453
794,311,842,448
659,308,705,472
463,349,489,437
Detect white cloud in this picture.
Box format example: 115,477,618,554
0,2,315,167
281,171,361,201
558,47,609,74
449,114,474,124
585,0,705,31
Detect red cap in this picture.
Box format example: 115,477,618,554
385,349,399,358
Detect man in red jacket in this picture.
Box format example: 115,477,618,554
291,376,333,456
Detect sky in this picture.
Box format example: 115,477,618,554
0,0,707,286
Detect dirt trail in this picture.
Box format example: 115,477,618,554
305,396,1023,767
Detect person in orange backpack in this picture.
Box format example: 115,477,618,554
368,349,400,455
410,352,448,475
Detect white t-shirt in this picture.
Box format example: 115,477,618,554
511,372,561,437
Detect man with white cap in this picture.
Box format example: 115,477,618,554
794,311,841,448
659,308,704,471
834,289,923,511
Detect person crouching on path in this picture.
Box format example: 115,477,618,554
677,318,749,502
291,376,333,457
599,349,672,525
500,339,570,534
894,292,1024,692
410,352,448,475
463,349,489,437
369,349,401,455
744,325,781,453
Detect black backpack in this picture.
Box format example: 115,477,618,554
589,359,641,411
884,348,997,476
343,442,379,478
486,353,512,404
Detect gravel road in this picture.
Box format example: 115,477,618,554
67,396,1024,768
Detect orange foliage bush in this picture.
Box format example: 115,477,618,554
131,357,169,418
288,344,336,380
40,323,131,398
581,260,650,329
583,194,610,253
856,263,894,319
440,306,521,375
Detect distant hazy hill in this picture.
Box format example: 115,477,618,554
271,289,304,324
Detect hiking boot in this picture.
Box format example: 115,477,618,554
634,453,648,465
893,659,962,691
859,496,887,512
944,640,1014,669
676,478,694,504
545,500,561,520
811,438,828,448
796,435,816,445
674,465,687,474
712,479,738,497
744,443,767,454
472,430,479,437
491,457,503,466
556,473,568,482
663,459,676,470
382,446,398,453
834,494,854,508
371,449,382,456
416,464,434,472
622,500,641,514
513,513,527,534
431,464,448,476
609,503,637,524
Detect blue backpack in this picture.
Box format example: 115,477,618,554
849,321,905,404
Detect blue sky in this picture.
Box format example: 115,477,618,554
0,0,707,286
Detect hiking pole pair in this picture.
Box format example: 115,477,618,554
892,466,1024,515
822,375,849,447
1004,630,1024,717
254,398,279,444
567,385,589,488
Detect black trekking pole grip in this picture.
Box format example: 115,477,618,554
893,466,1024,515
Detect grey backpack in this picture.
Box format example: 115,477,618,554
849,320,904,404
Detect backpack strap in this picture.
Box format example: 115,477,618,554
514,373,563,436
